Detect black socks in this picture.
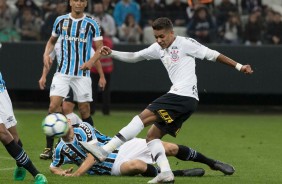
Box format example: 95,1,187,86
5,140,39,177
82,116,94,126
46,136,54,150
141,164,159,177
176,145,216,167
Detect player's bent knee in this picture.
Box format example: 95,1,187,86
0,128,13,144
163,142,178,156
49,103,60,113
78,103,90,117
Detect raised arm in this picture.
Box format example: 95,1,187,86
204,48,253,74
216,54,253,74
100,46,145,63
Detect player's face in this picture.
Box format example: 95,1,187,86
70,0,87,14
154,29,175,49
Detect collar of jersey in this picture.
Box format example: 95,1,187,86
68,13,86,21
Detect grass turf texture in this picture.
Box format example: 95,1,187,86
0,110,281,184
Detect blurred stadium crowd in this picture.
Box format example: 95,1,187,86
1,0,282,45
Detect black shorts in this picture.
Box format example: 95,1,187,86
146,93,198,137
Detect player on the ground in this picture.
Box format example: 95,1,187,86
40,0,104,159
49,113,234,177
80,17,253,183
0,72,48,183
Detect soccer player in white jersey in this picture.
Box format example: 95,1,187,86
41,0,104,159
80,17,253,183
50,113,234,178
0,72,47,183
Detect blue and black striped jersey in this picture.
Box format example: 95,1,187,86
51,122,118,175
0,72,6,93
52,13,102,77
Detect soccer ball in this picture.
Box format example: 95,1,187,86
42,113,69,137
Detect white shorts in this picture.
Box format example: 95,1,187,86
111,138,154,176
50,73,92,102
0,90,17,129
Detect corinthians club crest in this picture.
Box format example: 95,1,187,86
170,49,179,62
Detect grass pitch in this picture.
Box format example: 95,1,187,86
0,110,281,184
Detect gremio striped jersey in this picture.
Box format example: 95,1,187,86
51,122,118,175
52,13,102,77
0,72,6,93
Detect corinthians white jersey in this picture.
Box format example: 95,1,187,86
138,36,212,100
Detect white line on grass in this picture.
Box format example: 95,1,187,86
0,156,13,160
0,157,14,171
0,167,14,171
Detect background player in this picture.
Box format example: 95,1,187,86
40,0,104,159
39,36,105,159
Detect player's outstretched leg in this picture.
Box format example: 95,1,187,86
79,141,108,162
173,168,205,177
210,160,235,175
174,144,235,175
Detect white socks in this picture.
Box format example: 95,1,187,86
103,115,144,153
147,139,171,173
66,112,83,125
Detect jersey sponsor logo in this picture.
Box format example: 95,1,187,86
79,123,92,139
157,109,173,124
63,35,87,43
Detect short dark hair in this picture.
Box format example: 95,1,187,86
152,17,173,31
